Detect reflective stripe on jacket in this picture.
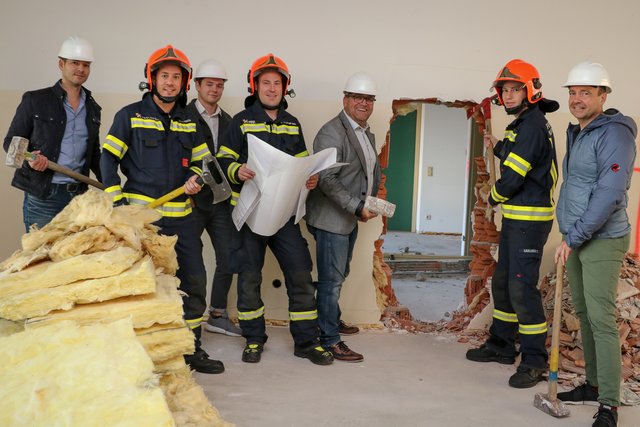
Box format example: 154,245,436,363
100,94,209,217
217,102,307,206
489,105,558,222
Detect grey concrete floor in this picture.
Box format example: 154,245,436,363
196,232,639,426
198,327,640,427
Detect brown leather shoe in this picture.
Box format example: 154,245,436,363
339,320,359,335
330,341,364,362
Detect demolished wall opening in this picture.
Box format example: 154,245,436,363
375,98,496,328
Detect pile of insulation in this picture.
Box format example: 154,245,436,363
0,190,233,427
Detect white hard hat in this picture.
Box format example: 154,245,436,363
344,72,377,96
563,61,612,93
58,36,94,62
194,59,228,81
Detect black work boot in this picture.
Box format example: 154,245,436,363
294,344,334,365
592,404,618,427
242,343,263,363
508,365,545,388
558,382,599,406
185,349,225,374
466,344,516,365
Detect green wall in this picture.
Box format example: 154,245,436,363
386,110,417,231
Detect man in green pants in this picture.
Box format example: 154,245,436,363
555,61,637,427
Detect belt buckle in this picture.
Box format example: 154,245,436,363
66,183,80,193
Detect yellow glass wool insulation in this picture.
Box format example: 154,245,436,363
0,246,141,299
154,355,189,373
0,319,175,427
136,322,195,363
27,274,183,329
48,226,119,262
105,221,143,251
141,226,179,275
160,367,234,427
0,244,50,275
21,189,115,251
106,203,162,230
0,318,23,337
0,257,157,321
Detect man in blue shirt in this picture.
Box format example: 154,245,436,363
3,36,101,230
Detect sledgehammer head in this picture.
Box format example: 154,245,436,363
533,392,570,418
5,136,30,168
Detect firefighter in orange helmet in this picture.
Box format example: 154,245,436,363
216,53,332,365
101,45,224,374
466,59,559,388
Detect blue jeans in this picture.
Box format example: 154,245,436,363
308,224,358,347
22,184,76,231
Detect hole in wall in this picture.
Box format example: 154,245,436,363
376,98,492,324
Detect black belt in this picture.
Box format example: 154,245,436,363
51,182,86,194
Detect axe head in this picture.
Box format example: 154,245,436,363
202,154,232,204
6,136,29,168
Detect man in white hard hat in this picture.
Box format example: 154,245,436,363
185,59,241,337
555,61,637,427
305,72,381,362
3,36,101,230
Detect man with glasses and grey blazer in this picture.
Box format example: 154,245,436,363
306,72,381,363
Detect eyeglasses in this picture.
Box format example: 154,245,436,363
346,93,376,104
500,84,526,94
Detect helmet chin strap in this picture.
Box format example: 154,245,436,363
152,86,182,104
259,100,281,111
504,100,528,115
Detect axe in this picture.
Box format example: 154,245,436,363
147,154,231,209
5,136,104,190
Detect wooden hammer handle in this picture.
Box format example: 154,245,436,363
20,151,104,190
46,160,104,190
548,262,565,399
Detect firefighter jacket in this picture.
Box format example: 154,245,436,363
216,102,309,206
3,80,102,198
100,93,210,217
185,99,232,211
557,109,637,248
489,104,558,222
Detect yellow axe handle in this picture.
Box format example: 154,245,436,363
147,186,187,209
147,175,204,209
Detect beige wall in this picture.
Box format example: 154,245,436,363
1,0,639,323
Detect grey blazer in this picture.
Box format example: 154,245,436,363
305,111,381,234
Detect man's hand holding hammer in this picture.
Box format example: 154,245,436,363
28,150,48,172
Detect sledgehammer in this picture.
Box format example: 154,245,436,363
5,136,104,189
533,261,570,418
